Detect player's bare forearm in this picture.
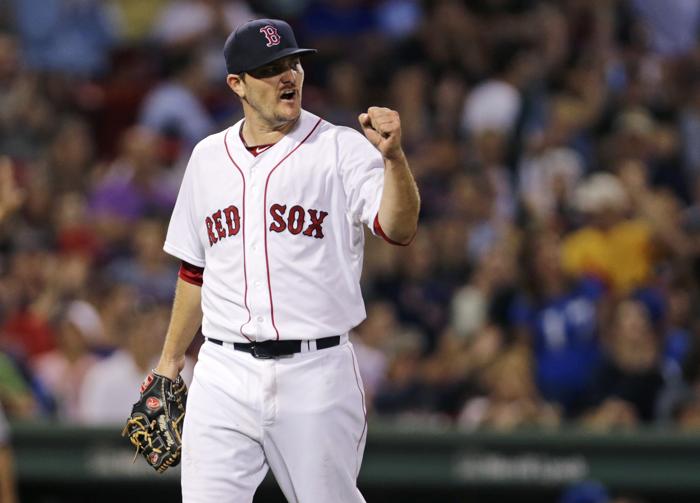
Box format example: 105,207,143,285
377,152,420,244
359,107,420,244
155,278,203,379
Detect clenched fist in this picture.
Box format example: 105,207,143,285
358,107,404,161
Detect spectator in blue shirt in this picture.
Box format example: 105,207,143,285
511,228,605,418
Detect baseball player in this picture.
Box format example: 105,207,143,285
153,18,419,502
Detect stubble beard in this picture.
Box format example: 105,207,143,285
244,92,301,132
272,95,302,130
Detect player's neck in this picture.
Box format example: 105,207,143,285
241,114,298,146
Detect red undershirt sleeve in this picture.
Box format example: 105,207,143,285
179,260,204,286
373,214,416,246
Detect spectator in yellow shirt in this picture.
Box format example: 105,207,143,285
562,173,653,294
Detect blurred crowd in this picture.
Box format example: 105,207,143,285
1,0,700,445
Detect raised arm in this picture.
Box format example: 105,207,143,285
359,107,420,244
154,278,203,379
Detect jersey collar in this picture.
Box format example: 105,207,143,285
226,110,322,170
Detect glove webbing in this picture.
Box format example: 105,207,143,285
122,411,185,469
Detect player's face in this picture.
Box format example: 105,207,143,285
239,56,304,127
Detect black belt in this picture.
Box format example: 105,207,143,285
207,335,341,359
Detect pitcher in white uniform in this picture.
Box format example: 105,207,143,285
153,18,420,502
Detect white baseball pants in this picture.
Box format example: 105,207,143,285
181,338,367,502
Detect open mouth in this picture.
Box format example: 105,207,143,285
280,89,296,101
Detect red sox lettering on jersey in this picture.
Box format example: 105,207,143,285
164,110,386,343
205,204,328,246
268,205,328,238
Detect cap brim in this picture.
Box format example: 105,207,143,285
239,48,317,74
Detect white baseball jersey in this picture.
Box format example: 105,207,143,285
164,109,385,342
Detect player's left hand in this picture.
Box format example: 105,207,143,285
359,107,404,161
122,371,188,473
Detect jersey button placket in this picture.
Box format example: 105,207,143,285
246,162,270,341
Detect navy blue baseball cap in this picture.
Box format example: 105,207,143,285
224,19,317,75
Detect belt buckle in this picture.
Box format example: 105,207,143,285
251,343,275,359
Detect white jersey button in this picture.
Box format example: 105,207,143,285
257,316,264,322
254,280,262,288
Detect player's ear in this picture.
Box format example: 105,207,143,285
227,73,245,99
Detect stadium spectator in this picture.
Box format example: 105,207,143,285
582,299,666,429
151,0,255,48
77,304,192,424
31,303,100,421
87,127,179,266
9,0,116,76
458,345,560,431
562,172,654,293
138,49,215,150
512,228,605,418
46,116,96,195
422,324,501,418
316,61,366,128
629,0,700,57
1,248,59,359
373,327,428,416
105,219,178,304
0,352,37,419
518,147,584,227
108,0,169,43
450,240,517,341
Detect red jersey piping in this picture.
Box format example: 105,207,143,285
348,346,368,454
223,128,253,342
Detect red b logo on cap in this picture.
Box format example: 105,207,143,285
260,25,281,47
